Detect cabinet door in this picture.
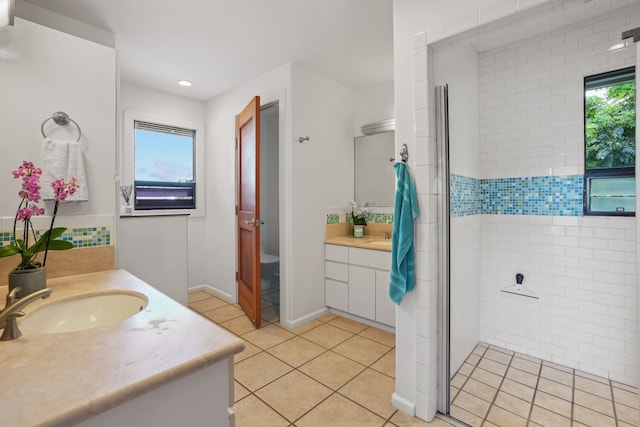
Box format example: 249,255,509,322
375,270,395,327
326,279,348,312
348,266,375,320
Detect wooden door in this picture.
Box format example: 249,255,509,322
236,96,261,327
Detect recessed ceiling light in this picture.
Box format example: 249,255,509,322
178,80,192,87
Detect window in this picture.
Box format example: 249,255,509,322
123,111,205,216
584,67,636,216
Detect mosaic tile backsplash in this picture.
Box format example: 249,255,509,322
451,174,584,217
0,227,111,249
326,212,394,225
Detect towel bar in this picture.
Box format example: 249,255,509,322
41,111,82,143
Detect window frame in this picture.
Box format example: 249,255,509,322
583,66,636,217
122,110,205,217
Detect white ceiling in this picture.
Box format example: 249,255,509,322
22,0,394,101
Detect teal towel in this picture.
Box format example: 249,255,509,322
389,162,419,304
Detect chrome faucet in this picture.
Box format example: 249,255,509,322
0,287,52,341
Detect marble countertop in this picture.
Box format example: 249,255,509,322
324,235,392,252
0,269,244,427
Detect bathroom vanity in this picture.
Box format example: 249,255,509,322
0,270,244,427
324,237,395,328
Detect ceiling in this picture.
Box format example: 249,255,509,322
22,0,394,101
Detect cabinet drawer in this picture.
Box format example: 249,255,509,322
326,279,348,312
375,270,395,327
349,247,391,270
348,265,375,320
325,261,348,282
325,244,349,263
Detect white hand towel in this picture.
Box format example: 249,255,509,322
41,138,89,202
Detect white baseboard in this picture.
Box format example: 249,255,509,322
392,392,416,416
188,284,234,303
280,307,329,329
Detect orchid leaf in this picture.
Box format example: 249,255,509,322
0,245,20,258
45,240,74,251
29,227,69,254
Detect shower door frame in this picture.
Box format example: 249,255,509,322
435,84,451,415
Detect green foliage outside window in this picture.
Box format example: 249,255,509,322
585,81,636,169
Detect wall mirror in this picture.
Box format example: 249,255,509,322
354,131,395,207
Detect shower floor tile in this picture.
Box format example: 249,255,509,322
451,342,640,427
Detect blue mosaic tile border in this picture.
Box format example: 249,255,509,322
0,227,111,249
450,174,583,217
326,212,394,224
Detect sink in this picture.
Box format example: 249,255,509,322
370,240,392,248
21,291,148,334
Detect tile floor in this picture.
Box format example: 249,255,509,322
188,288,450,427
450,342,640,427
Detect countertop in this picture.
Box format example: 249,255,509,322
0,269,244,427
324,234,392,252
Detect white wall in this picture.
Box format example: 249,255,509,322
0,18,116,233
117,83,206,302
477,5,640,384
260,104,280,256
353,80,395,136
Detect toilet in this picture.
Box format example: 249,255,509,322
260,248,279,290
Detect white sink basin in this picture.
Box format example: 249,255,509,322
370,240,392,248
21,291,148,334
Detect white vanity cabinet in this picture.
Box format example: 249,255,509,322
324,244,395,327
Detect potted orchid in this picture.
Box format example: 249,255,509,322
350,200,369,238
0,161,77,298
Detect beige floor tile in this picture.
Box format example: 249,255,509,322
339,368,396,418
461,378,497,403
299,350,366,390
189,296,229,312
493,391,531,419
261,298,274,309
572,404,616,427
510,356,540,375
488,345,513,355
574,376,612,399
613,386,639,409
616,402,640,426
576,370,609,384
505,366,538,388
529,405,571,427
478,358,508,377
187,290,212,304
296,392,385,427
470,367,503,388
359,326,396,347
234,380,250,402
542,360,573,374
515,353,542,364
619,422,638,427
300,323,354,349
536,377,572,401
267,336,326,367
261,305,280,323
484,348,512,365
234,339,262,363
451,373,468,389
485,405,527,427
333,335,392,366
534,391,572,417
456,363,474,377
279,319,324,335
472,345,487,356
452,391,491,418
612,381,639,394
466,353,481,366
255,370,332,422
450,404,484,426
316,313,339,322
242,324,295,350
234,352,293,391
390,410,450,426
232,394,289,427
451,386,460,402
371,349,395,378
203,304,245,323
328,316,369,333
500,378,534,401
540,366,573,387
220,314,258,336
483,421,500,427
574,389,614,417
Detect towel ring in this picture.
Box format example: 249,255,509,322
41,111,82,143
